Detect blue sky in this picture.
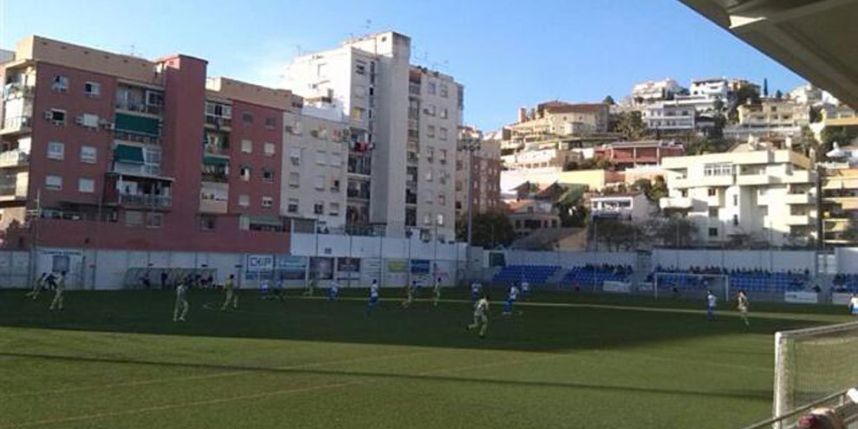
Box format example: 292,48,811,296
1,0,804,130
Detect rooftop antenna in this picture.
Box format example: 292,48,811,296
294,44,303,56
364,19,372,33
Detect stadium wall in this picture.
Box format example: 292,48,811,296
504,250,637,267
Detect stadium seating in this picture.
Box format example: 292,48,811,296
832,274,858,293
492,265,560,285
562,266,632,287
652,269,807,293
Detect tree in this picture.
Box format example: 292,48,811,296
590,218,644,251
796,125,819,159
809,106,824,124
633,178,652,196
820,127,856,158
647,176,668,202
645,216,697,248
602,95,615,105
613,111,648,140
455,211,515,248
775,89,783,100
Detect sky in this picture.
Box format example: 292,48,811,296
0,0,805,130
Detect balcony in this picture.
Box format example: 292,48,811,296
205,115,232,130
0,115,33,136
660,196,693,210
784,193,813,205
113,162,162,178
201,172,229,183
785,215,811,226
204,144,230,157
0,180,28,202
2,83,34,101
670,175,733,189
115,193,172,210
0,150,29,168
115,101,162,116
736,173,772,186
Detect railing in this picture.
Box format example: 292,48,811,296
204,145,230,156
1,115,32,133
115,101,162,116
2,83,34,100
113,162,162,177
201,173,229,183
741,389,858,429
347,189,371,200
114,130,161,145
205,115,232,128
118,193,172,209
0,150,29,168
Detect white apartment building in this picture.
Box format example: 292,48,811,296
643,100,696,131
689,78,730,100
631,78,684,104
660,146,817,246
281,31,461,240
282,106,349,231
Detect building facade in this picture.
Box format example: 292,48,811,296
724,98,810,140
594,140,685,170
455,126,501,220
282,32,462,241
660,146,817,246
0,36,313,253
631,78,684,105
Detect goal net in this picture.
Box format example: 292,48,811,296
772,321,858,429
652,272,730,302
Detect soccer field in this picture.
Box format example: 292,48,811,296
0,289,849,428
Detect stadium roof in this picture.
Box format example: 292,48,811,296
679,0,858,109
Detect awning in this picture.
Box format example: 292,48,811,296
113,144,144,164
203,156,229,166
248,216,283,227
115,113,160,137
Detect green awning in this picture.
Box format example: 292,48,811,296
115,113,160,137
248,216,283,227
113,144,144,164
203,156,230,166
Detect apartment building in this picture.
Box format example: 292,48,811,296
724,98,809,140
594,140,685,170
0,35,302,252
820,166,858,246
631,79,685,105
455,126,501,220
689,78,730,100
511,101,609,142
660,144,817,246
642,99,696,132
282,105,349,232
282,32,463,241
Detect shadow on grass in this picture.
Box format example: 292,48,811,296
0,290,838,353
0,350,771,402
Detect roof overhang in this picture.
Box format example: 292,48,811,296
679,0,858,108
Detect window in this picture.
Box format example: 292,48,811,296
264,142,275,157
147,213,164,229
439,149,448,164
262,169,274,183
78,178,95,193
351,107,366,121
440,108,448,119
426,146,435,163
427,81,437,95
329,202,340,216
314,175,325,190
241,139,253,154
425,169,434,181
423,214,432,225
707,188,717,197
316,150,326,165
427,125,436,138
439,83,448,98
289,148,301,166
289,172,300,188
264,117,276,129
708,227,718,237
47,142,64,160
45,175,62,190
52,75,68,92
424,104,436,116
262,196,274,208
125,211,144,227
242,112,254,124
199,215,216,231
84,81,100,97
703,163,732,177
732,214,739,226
330,152,342,167
239,166,251,182
438,194,446,206
287,198,299,213
355,62,366,75
708,207,718,218
733,195,738,206
80,146,97,164
238,194,250,207
331,179,341,192
47,109,66,125
314,202,324,215
439,127,448,141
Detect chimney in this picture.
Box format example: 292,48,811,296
518,107,528,123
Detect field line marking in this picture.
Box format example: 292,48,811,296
3,353,557,428
2,348,445,399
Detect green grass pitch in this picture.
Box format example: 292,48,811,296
0,288,850,428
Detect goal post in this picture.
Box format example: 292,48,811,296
652,272,730,302
771,321,858,429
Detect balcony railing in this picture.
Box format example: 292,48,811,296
115,101,162,116
205,115,232,129
0,149,29,168
201,172,229,183
117,193,172,209
2,83,34,100
0,115,33,135
204,145,230,156
113,162,162,177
